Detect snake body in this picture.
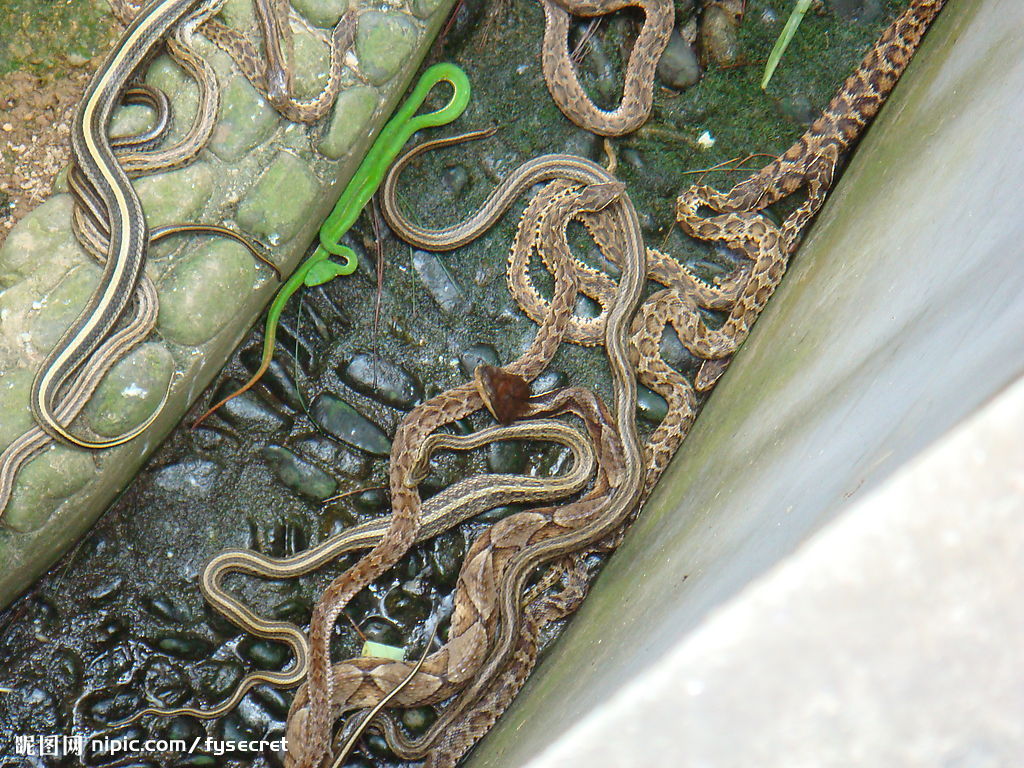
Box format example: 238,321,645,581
28,0,221,453
105,0,946,763
539,0,674,136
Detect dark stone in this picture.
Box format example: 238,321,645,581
459,343,499,378
261,444,338,500
658,30,702,89
310,392,392,456
340,353,423,409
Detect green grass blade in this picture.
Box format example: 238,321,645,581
761,0,814,90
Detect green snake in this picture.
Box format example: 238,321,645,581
192,63,472,427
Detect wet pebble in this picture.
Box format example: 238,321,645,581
383,584,429,623
310,392,392,456
364,732,396,758
51,647,82,688
152,458,222,495
700,2,741,66
413,249,472,314
657,29,702,89
459,343,499,378
531,369,568,394
195,660,245,701
402,705,437,734
829,0,882,21
660,324,700,373
239,638,289,670
637,386,670,423
239,348,303,410
208,380,290,432
156,632,214,660
775,93,819,126
474,504,519,524
97,617,127,644
262,444,338,500
487,440,528,474
87,576,123,604
85,691,143,725
428,534,463,587
361,617,402,646
340,353,423,409
253,686,290,720
269,596,311,623
142,658,191,708
217,711,260,743
159,716,204,744
441,164,469,197
353,488,387,514
143,595,189,624
294,434,369,478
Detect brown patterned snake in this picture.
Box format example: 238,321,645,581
285,165,646,768
539,0,674,135
289,1,946,763
115,0,352,123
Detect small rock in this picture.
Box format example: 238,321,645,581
83,342,175,438
157,239,259,345
207,380,290,432
413,250,472,314
441,165,469,197
775,93,819,126
637,386,669,424
657,30,702,89
700,3,741,66
459,343,499,378
208,67,279,162
236,151,322,244
487,440,527,474
239,638,290,670
310,392,392,456
318,86,379,159
152,458,222,495
240,348,302,410
142,658,192,708
340,353,423,409
156,633,214,660
262,444,338,500
355,12,418,86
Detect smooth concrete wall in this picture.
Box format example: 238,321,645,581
468,0,1024,764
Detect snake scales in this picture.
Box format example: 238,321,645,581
82,0,946,765
277,2,947,766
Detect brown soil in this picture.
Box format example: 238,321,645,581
0,65,102,247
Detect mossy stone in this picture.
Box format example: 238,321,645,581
235,151,322,244
157,239,259,346
29,262,102,355
136,163,214,230
0,367,34,449
209,73,279,163
83,343,175,438
355,12,418,86
318,85,378,159
3,446,95,533
293,0,349,28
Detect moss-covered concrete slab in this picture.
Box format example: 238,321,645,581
0,0,456,607
467,0,1024,764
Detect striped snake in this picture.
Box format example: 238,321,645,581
299,1,946,762
0,0,274,520
112,415,599,726
102,0,944,765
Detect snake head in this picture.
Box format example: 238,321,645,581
577,181,627,213
474,364,532,425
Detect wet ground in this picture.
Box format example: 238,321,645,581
0,1,907,766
